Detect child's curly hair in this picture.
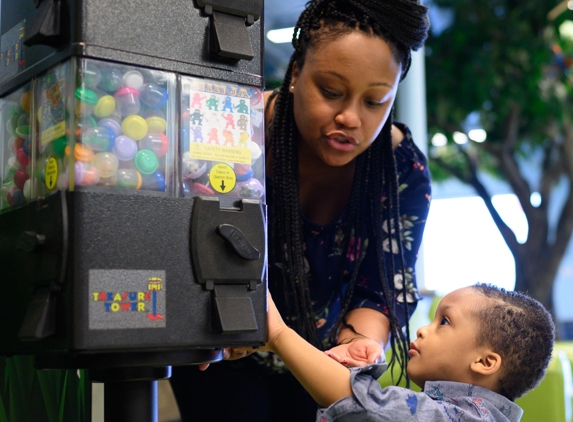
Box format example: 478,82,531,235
471,283,555,401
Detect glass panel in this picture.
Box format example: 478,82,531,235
0,82,33,212
2,62,265,207
35,60,72,198
180,76,265,204
39,58,178,195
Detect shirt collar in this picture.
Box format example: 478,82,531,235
424,380,523,422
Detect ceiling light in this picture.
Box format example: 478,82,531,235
468,129,487,143
453,131,468,145
530,192,542,207
266,27,295,44
431,133,448,147
560,20,573,41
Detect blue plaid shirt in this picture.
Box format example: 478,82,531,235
317,364,522,422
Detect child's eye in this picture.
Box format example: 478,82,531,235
440,316,450,325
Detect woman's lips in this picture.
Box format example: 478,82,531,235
325,132,359,152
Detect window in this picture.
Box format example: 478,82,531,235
422,194,527,295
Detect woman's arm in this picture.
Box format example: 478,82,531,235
329,124,431,367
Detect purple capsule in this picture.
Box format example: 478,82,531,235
112,135,138,161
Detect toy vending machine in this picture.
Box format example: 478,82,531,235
0,0,266,420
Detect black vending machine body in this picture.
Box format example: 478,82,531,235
0,0,267,371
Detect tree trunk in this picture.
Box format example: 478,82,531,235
513,247,556,314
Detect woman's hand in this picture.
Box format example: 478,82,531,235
324,338,384,367
197,347,255,371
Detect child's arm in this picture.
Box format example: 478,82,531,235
263,293,380,408
264,294,352,406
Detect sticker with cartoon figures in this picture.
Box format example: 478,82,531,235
187,83,252,165
39,64,67,145
183,77,264,198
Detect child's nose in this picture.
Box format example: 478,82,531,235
416,325,428,339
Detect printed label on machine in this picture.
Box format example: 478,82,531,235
0,20,25,85
186,79,253,163
181,75,265,199
89,269,166,330
38,64,68,145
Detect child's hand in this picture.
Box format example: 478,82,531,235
324,338,384,367
263,291,288,353
226,292,290,356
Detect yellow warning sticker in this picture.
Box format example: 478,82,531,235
41,121,66,145
45,157,58,190
189,143,251,165
209,163,236,194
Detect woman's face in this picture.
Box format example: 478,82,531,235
290,31,401,167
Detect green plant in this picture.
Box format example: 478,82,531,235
0,356,90,422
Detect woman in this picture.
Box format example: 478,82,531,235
171,1,431,420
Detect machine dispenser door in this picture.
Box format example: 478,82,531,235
191,196,266,334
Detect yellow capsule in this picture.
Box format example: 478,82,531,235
121,115,148,141
93,95,116,118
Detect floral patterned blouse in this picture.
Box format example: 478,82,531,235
255,122,431,373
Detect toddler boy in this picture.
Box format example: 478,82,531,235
257,283,555,421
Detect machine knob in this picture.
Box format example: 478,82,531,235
16,231,46,253
216,224,260,261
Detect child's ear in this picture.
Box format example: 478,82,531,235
471,351,502,376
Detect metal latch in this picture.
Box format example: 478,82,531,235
194,0,263,61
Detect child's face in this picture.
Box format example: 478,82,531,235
407,287,488,388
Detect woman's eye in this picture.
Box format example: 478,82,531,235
366,99,384,108
440,316,450,325
320,87,339,98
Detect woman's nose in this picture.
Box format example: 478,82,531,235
334,102,361,128
416,325,428,339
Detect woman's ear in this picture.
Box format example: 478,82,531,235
290,62,299,91
470,351,502,376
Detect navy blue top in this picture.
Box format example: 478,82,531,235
255,123,431,372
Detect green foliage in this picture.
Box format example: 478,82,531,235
426,0,568,154
0,356,90,422
264,78,283,90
